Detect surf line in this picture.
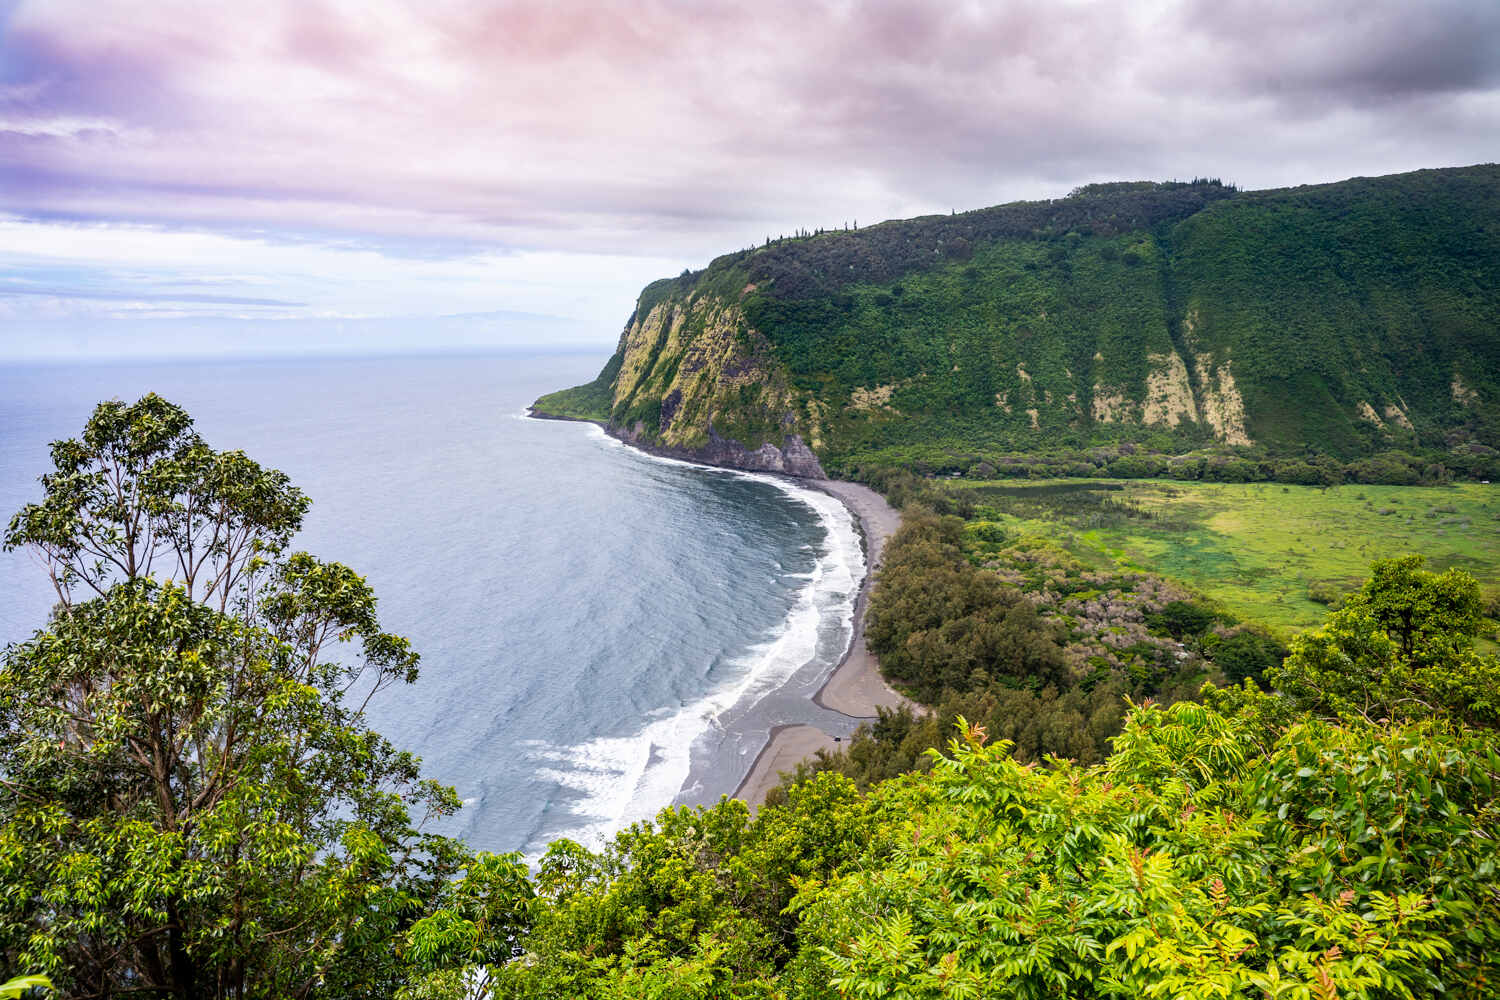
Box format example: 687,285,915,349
523,420,864,851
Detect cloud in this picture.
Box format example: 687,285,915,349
0,115,141,138
1,312,606,361
1,285,304,306
0,214,681,356
0,0,1496,358
1173,0,1500,103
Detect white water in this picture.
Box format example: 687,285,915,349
520,425,863,852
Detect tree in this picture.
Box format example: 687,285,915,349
1146,599,1219,640
0,395,523,998
1343,554,1483,666
1207,628,1287,686
865,508,1066,701
1270,555,1499,727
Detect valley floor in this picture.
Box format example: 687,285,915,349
946,478,1500,632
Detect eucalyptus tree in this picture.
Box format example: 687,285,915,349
0,394,529,998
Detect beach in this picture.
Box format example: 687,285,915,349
733,479,912,808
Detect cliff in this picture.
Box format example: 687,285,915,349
531,275,828,476
534,165,1500,480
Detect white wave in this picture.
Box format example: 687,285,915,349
521,435,864,854
583,422,626,448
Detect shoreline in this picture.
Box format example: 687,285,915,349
806,479,912,718
730,724,839,802
731,478,912,808
527,408,910,810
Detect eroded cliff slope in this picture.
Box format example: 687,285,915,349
535,165,1500,480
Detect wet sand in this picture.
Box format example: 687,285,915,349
734,480,912,808
811,480,912,717
527,411,909,814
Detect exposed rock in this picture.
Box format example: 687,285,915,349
1357,401,1386,428
1092,389,1133,424
1453,374,1479,406
613,423,826,479
1142,351,1199,428
595,289,830,478
849,383,900,411
1194,355,1251,446
660,388,684,430
542,166,1500,472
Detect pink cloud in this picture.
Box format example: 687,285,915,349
1,0,1496,260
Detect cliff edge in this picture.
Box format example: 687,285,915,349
535,164,1500,481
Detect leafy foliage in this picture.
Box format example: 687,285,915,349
865,509,1068,701
483,560,1500,996
488,775,880,998
0,396,531,998
799,707,1498,1000
805,505,1225,786
0,976,50,999
6,398,1500,1000
1271,555,1499,727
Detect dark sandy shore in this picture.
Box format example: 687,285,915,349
733,479,913,807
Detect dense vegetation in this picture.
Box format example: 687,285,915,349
468,555,1497,998
531,350,622,421
771,503,1284,793
539,165,1500,484
6,401,1499,998
467,551,1497,999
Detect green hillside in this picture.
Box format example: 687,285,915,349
536,165,1500,483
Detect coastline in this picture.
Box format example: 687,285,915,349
527,408,910,810
730,724,839,803
731,478,912,808
807,480,912,718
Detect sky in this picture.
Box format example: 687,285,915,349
2,0,1498,360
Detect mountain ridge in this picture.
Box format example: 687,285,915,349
534,164,1500,483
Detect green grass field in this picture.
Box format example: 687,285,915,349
948,479,1500,633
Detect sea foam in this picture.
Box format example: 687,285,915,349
521,426,863,854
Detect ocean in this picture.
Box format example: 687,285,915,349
0,352,863,855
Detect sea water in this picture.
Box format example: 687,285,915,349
0,353,862,855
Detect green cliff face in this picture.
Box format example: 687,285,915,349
533,273,828,476
535,165,1500,479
